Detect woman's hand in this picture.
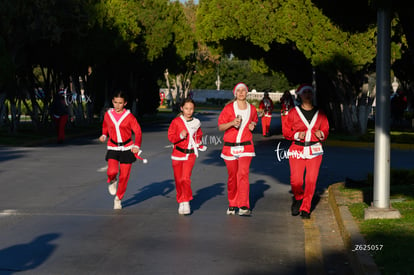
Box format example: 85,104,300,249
315,130,324,140
180,129,188,139
233,116,242,128
248,122,256,131
298,131,306,139
131,147,139,154
99,135,106,143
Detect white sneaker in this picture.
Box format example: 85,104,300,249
226,207,236,215
178,202,184,215
108,179,118,196
238,207,251,216
182,202,191,215
114,196,122,210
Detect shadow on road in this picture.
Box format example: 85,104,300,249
191,183,226,212
0,149,27,164
250,179,271,210
0,233,60,275
122,180,175,208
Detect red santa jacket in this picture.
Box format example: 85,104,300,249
102,109,142,151
218,101,258,160
259,97,274,117
168,115,204,161
281,96,294,116
283,106,329,159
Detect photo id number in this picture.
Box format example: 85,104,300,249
352,244,383,252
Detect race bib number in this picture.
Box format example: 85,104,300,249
231,146,244,155
310,143,323,156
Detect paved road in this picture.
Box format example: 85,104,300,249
0,111,412,274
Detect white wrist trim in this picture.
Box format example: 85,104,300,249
294,132,300,140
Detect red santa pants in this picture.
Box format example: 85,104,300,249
107,159,132,200
224,157,252,208
53,114,68,142
288,155,322,213
172,154,196,203
281,115,288,132
261,116,271,136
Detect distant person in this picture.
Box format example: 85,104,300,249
258,91,274,137
280,90,295,131
51,89,69,143
99,90,142,210
282,84,329,219
159,91,165,106
218,82,258,216
390,90,407,127
168,98,207,215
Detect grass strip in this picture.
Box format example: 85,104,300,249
342,180,414,274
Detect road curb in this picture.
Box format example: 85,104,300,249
303,217,325,274
328,182,381,275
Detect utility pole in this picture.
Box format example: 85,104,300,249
312,67,317,106
215,64,221,91
364,3,401,219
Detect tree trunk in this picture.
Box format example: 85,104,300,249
164,69,171,107
341,103,355,133
176,74,183,102
9,99,18,134
330,71,360,133
183,70,192,99
0,93,7,128
22,98,40,130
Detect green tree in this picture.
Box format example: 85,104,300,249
0,0,199,133
192,56,290,92
0,0,92,131
196,0,380,133
88,0,197,115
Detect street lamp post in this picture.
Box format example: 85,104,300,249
364,5,401,220
215,64,221,91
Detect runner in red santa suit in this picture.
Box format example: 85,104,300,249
282,84,329,219
218,82,258,216
168,98,206,215
99,90,142,210
258,91,274,137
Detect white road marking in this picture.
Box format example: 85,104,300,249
97,165,108,172
0,209,18,216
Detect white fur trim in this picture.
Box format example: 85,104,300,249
171,155,189,161
220,152,256,160
233,83,249,96
296,85,313,95
107,145,133,151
